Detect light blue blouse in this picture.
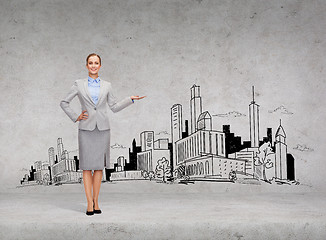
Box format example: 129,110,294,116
88,76,100,105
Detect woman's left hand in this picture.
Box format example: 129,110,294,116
131,96,146,100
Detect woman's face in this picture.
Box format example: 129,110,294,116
86,55,101,76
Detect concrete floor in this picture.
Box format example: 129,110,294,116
0,181,325,240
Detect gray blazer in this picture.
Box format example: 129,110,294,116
60,78,133,131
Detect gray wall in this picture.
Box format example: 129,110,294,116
0,0,325,191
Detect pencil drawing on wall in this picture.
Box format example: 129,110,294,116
19,84,303,187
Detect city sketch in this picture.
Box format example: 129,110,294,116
19,85,300,187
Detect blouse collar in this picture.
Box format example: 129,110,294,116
88,76,100,84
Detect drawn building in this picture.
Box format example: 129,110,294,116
228,127,276,178
57,138,64,161
197,111,212,131
140,131,154,152
111,156,143,181
33,161,51,185
226,91,264,178
228,97,296,181
249,86,260,148
48,147,55,165
173,85,249,180
111,84,296,184
20,165,37,185
223,125,245,157
275,121,287,180
110,170,143,180
137,131,171,172
227,87,265,178
115,156,125,172
125,138,141,171
228,151,255,177
154,138,169,150
286,154,295,181
263,128,273,145
182,120,189,139
175,129,247,179
171,104,183,169
48,147,55,182
50,138,83,185
190,84,202,134
174,124,249,179
175,129,226,164
52,150,83,184
21,173,37,186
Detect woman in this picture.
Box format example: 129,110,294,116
60,53,145,216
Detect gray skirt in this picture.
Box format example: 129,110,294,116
78,125,111,170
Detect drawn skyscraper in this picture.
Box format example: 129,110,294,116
140,131,154,152
267,128,272,144
190,84,202,134
48,147,55,182
249,86,260,147
57,138,64,161
275,120,287,180
126,139,141,171
171,104,183,169
48,147,55,166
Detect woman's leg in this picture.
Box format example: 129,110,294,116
92,170,103,209
83,170,93,211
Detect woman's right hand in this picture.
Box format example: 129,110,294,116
76,110,88,121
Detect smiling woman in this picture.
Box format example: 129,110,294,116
86,53,101,77
60,53,146,216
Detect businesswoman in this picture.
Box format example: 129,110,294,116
60,53,145,216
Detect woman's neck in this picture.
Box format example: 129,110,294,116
88,73,99,79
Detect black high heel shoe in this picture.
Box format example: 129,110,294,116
93,200,102,214
86,207,94,216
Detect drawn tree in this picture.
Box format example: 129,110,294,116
172,169,179,179
141,170,149,179
254,142,274,183
43,173,50,185
173,164,187,179
228,171,237,182
155,157,171,183
148,171,155,181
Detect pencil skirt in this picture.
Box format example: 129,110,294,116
78,125,111,170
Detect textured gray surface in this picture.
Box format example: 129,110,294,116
1,0,325,191
1,181,326,240
1,1,326,238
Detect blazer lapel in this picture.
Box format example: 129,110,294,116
96,80,105,105
83,79,96,106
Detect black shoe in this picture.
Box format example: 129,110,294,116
93,201,102,214
86,210,94,216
